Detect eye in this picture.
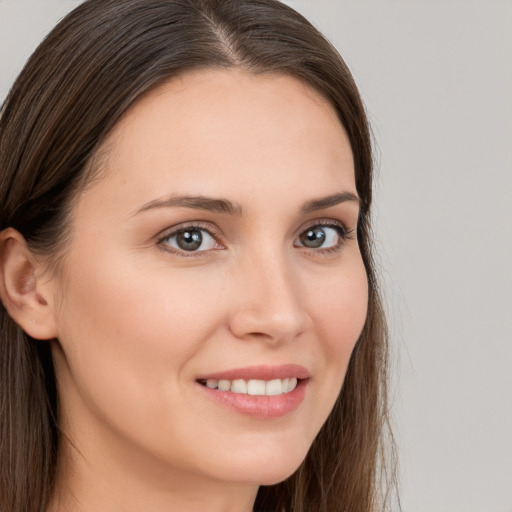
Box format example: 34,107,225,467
160,226,219,253
295,223,350,251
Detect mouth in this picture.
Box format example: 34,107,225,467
195,365,310,418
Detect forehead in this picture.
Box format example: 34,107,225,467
77,69,355,216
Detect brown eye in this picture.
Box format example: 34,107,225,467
299,227,326,248
295,224,346,250
176,229,203,251
161,227,217,253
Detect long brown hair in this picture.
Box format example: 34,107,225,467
0,1,396,511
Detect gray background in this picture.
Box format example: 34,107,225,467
1,1,511,511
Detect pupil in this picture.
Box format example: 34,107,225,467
301,227,326,248
177,230,202,251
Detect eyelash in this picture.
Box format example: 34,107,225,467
297,220,355,256
157,220,355,257
157,222,222,258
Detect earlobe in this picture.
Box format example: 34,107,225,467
0,228,58,340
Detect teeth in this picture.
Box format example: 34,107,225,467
206,379,218,389
231,379,247,394
201,377,300,396
247,379,266,395
218,379,231,391
287,377,297,392
265,379,282,395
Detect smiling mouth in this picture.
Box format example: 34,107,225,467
197,377,302,396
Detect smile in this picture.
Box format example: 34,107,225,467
195,365,309,418
198,377,298,396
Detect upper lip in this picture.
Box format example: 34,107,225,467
196,364,310,382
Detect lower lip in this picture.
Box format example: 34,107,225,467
197,379,308,419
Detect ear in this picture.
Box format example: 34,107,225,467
0,228,58,340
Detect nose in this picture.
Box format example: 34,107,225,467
227,252,311,344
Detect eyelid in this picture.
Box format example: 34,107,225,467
295,218,356,253
157,221,224,255
298,218,352,236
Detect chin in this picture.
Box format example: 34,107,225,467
227,465,302,487
255,465,302,486
213,448,308,487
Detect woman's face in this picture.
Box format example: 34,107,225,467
49,70,368,490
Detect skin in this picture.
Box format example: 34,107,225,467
6,70,369,512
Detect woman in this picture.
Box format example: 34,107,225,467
0,1,395,511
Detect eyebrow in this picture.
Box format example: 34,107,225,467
299,191,360,214
134,195,243,216
133,191,360,217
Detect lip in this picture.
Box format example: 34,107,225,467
197,378,308,419
195,364,310,419
196,364,310,381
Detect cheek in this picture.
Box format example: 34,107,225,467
52,252,240,478
53,252,228,417
310,259,368,358
303,256,368,418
